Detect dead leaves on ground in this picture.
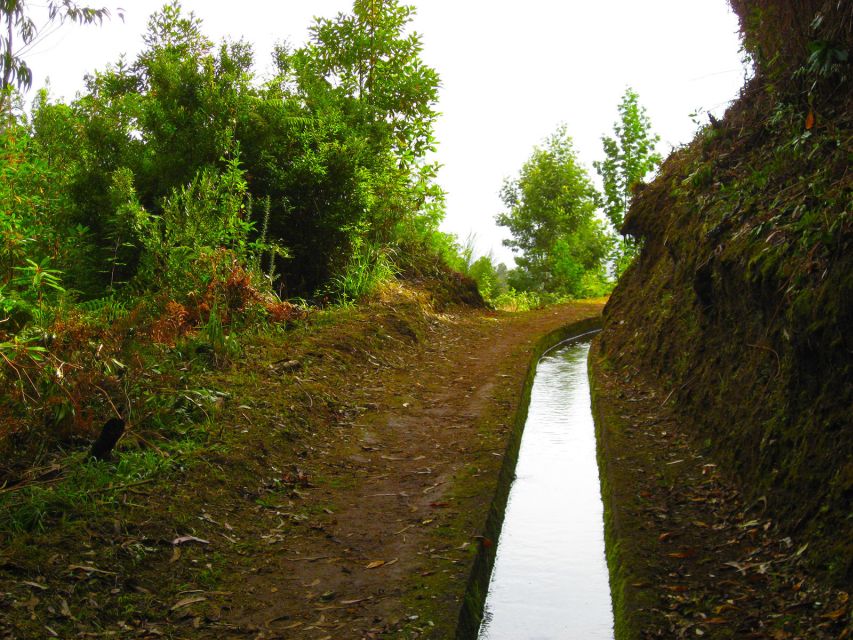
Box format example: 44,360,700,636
601,366,849,640
365,558,398,569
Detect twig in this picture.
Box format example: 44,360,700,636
293,376,314,408
746,343,782,379
87,477,157,495
93,384,122,419
0,476,64,496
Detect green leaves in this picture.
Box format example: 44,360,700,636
13,258,65,296
5,0,445,304
593,88,661,277
1,0,114,103
261,0,442,294
497,125,611,298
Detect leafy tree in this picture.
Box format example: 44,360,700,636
467,253,508,300
497,125,611,297
17,0,444,300
278,0,442,293
24,2,257,293
593,87,661,276
1,0,114,114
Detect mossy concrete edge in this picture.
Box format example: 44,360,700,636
454,315,603,639
588,339,644,640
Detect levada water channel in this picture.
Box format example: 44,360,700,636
477,337,614,640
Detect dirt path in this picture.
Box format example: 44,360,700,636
4,292,846,640
168,297,606,639
0,293,601,640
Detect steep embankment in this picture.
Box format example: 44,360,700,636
595,0,851,590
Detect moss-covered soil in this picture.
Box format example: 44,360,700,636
590,344,850,639
0,284,603,639
590,4,851,637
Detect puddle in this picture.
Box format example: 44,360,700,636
477,339,614,639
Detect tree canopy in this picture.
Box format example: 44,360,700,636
497,125,611,297
1,0,114,113
12,0,443,298
593,87,661,276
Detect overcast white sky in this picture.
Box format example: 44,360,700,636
24,0,747,265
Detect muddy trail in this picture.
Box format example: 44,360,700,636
0,290,603,639
208,299,605,639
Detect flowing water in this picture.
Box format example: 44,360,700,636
477,339,614,640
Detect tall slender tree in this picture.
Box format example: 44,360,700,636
497,125,611,297
593,87,661,276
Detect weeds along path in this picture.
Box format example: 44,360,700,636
0,289,603,639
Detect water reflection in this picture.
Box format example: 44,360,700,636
478,340,614,640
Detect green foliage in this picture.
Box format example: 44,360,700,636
8,0,442,300
497,125,612,298
490,288,572,312
199,303,241,366
0,0,446,464
328,240,398,303
0,408,214,534
261,0,442,292
593,88,662,276
1,0,114,113
467,254,508,301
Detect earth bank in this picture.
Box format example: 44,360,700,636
589,1,851,637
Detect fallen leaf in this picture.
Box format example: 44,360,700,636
714,603,738,614
172,535,211,546
20,581,48,590
59,598,73,619
365,560,386,569
171,596,207,611
820,606,848,621
67,565,116,576
658,532,674,542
